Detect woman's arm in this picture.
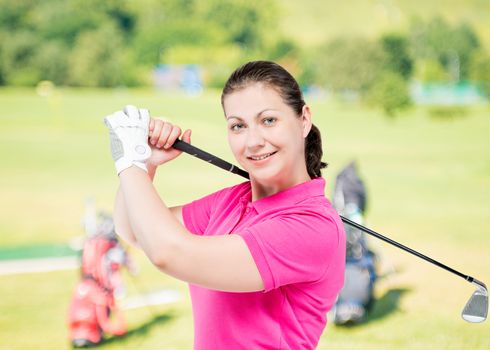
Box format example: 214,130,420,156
113,185,138,247
119,166,264,293
113,166,185,247
110,114,263,292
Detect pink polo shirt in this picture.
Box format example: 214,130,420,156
182,177,346,350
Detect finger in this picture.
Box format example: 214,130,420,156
104,115,117,129
108,111,128,127
150,120,163,145
149,118,155,136
182,129,192,144
123,105,139,119
139,108,150,130
156,122,173,148
164,125,182,149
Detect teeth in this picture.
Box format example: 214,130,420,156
250,152,274,161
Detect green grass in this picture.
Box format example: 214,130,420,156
0,244,76,260
0,87,489,349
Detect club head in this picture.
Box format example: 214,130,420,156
462,280,488,323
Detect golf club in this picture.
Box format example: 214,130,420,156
171,138,488,323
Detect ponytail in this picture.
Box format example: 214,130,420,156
305,124,327,178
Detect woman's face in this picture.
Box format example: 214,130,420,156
223,82,311,184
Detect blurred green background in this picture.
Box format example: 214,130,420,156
0,0,489,349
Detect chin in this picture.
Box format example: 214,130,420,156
248,165,284,183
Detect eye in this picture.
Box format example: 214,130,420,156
230,123,245,132
263,117,276,126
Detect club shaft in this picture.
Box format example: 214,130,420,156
339,216,471,282
174,139,249,179
172,139,474,284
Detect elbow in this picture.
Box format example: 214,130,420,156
113,220,139,248
145,229,186,272
148,251,168,271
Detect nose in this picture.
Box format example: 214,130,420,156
245,127,265,150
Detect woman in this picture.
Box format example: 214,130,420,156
106,61,346,349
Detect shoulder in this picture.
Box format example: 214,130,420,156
238,199,345,288
278,193,342,229
249,198,343,247
182,181,251,234
189,180,250,206
220,180,251,197
289,204,342,240
188,180,251,216
211,180,251,204
267,197,345,256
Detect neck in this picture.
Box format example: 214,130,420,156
250,166,311,201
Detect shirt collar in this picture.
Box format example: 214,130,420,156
240,177,326,213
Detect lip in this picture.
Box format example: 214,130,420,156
247,151,277,163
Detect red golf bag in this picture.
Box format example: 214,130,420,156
67,214,129,347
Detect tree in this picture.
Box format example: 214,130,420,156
196,0,278,52
0,30,40,86
304,35,413,116
366,72,411,117
0,0,33,31
33,41,69,85
380,33,413,80
409,17,480,81
25,0,101,45
313,37,386,93
469,50,490,98
68,25,126,87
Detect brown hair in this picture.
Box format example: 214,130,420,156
221,60,327,178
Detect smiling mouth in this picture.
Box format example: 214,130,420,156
247,151,277,161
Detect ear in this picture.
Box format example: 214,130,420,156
301,105,313,138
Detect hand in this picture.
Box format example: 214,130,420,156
146,117,192,168
104,105,152,175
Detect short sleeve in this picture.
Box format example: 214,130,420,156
182,189,225,235
237,212,341,292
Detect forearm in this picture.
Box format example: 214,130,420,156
118,165,190,266
113,165,157,247
113,186,138,246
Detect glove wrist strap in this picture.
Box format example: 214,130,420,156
115,158,148,175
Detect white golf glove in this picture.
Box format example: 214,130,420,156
104,105,152,175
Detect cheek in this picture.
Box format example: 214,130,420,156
279,132,305,158
227,133,243,156
275,126,301,147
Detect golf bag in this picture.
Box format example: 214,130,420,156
332,161,378,325
67,214,130,347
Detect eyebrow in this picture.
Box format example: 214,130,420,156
226,109,277,121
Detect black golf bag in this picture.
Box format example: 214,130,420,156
331,161,378,325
